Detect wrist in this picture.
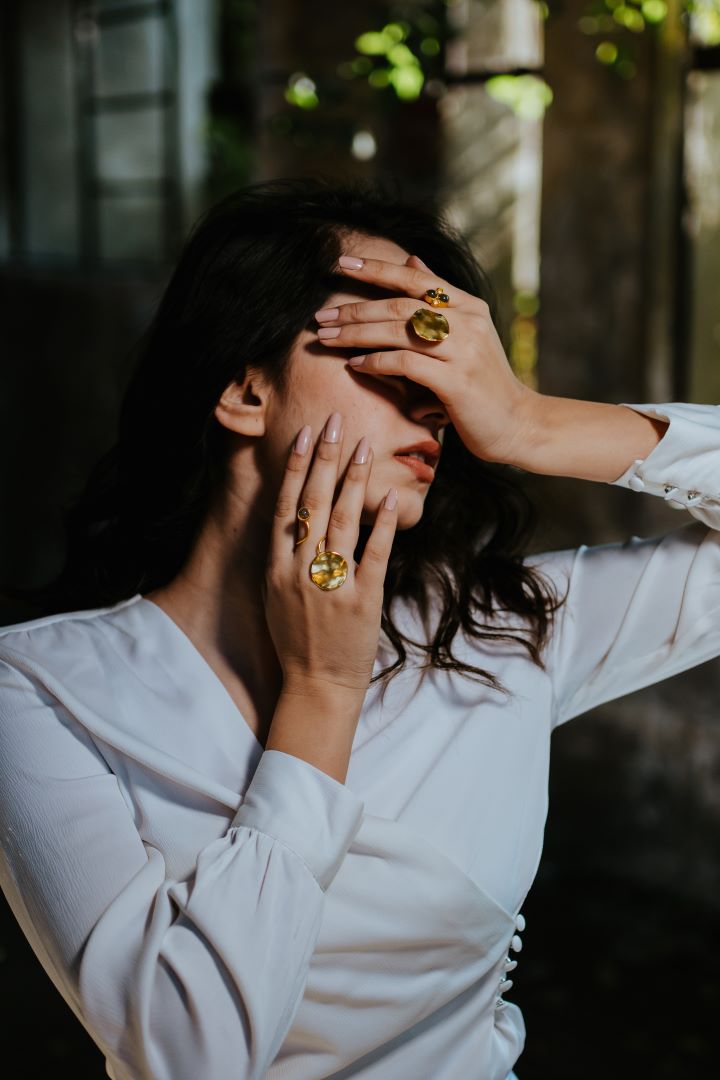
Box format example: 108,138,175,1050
497,396,670,482
267,682,365,784
492,385,545,470
280,676,367,709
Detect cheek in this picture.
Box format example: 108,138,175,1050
294,351,402,448
317,369,383,434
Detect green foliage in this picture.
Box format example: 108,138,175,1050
349,18,428,101
209,0,720,192
540,0,720,81
692,0,720,42
486,75,554,120
285,74,319,109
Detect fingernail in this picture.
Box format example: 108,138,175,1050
317,326,341,339
294,425,311,455
347,355,366,367
384,487,398,510
315,307,339,322
323,411,342,443
339,255,364,269
353,435,370,465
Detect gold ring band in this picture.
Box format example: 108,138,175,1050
295,507,349,590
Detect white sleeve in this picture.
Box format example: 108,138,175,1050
609,401,720,529
531,401,720,728
0,659,364,1080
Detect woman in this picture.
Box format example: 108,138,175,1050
0,177,718,1080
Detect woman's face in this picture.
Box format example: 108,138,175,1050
268,233,450,532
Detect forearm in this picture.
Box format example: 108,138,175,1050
506,391,670,483
265,684,364,785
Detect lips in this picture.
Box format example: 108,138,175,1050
394,454,436,483
392,439,441,470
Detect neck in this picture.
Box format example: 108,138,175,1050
144,501,284,709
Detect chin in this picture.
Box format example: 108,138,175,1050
395,495,426,530
362,487,426,531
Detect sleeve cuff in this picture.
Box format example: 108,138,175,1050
608,402,720,515
230,749,365,890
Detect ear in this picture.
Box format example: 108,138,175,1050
214,376,268,436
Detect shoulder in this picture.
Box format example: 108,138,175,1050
523,545,578,583
0,605,148,792
0,594,141,642
0,595,143,692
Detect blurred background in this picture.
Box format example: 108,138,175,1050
1,0,719,1075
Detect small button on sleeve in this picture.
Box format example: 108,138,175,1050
608,402,720,530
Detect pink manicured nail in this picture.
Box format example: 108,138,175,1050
323,411,343,443
294,425,311,455
315,307,339,322
339,255,364,269
384,487,398,510
317,326,341,339
353,435,370,465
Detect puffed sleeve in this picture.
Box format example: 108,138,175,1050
609,401,720,528
528,401,720,728
0,659,364,1080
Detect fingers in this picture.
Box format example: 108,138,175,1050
336,256,440,300
313,429,399,596
355,484,398,594
270,413,397,597
269,411,345,574
323,434,375,563
316,313,461,356
316,296,431,326
296,411,347,553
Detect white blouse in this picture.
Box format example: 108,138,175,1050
1,401,719,1080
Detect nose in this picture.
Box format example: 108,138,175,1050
406,389,449,433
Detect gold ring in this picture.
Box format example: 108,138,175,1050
423,286,450,307
295,506,311,545
410,308,450,342
295,507,349,590
310,536,349,591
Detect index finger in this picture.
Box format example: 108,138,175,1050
335,254,472,307
268,425,315,569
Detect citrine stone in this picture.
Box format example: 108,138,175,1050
310,549,349,590
411,307,449,341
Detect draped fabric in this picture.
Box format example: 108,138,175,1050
1,400,718,1079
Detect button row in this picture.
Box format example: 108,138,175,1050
496,912,525,1008
627,471,705,507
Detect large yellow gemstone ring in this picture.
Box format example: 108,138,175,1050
310,536,349,590
410,308,450,342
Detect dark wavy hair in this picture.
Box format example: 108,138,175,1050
5,176,566,696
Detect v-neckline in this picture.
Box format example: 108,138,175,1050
132,593,390,759
131,591,388,760
136,594,268,754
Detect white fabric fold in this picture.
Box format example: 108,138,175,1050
1,399,719,1077
610,401,720,528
